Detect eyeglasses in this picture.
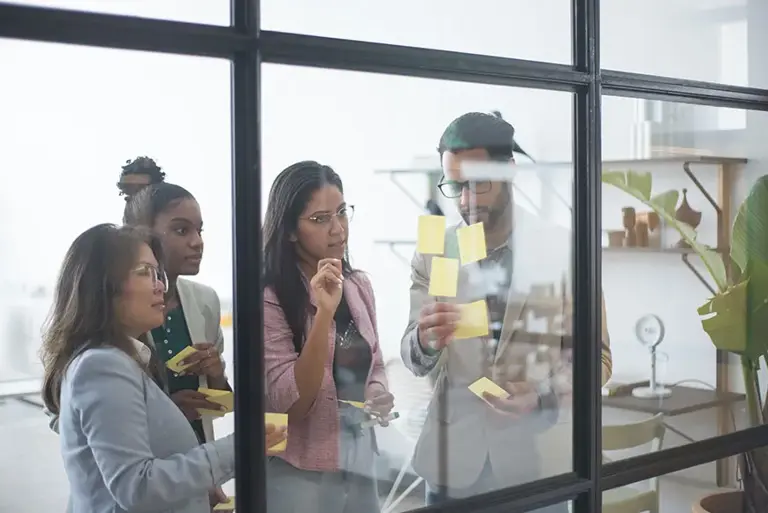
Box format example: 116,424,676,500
301,205,355,226
132,264,167,290
437,179,493,199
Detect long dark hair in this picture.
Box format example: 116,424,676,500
263,161,354,353
123,182,195,228
41,224,164,415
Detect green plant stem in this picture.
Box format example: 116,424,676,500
742,354,761,427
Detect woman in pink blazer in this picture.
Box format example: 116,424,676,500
262,161,394,513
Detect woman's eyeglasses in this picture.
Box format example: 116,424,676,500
437,179,492,199
302,205,355,226
132,264,168,290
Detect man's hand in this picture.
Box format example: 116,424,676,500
180,343,226,379
170,389,226,420
365,387,395,426
418,302,460,352
482,381,540,419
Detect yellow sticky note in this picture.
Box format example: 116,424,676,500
469,377,510,401
265,413,288,452
428,257,459,297
417,215,446,255
457,222,487,265
213,497,235,511
165,346,199,374
339,400,366,409
197,388,234,417
454,300,489,340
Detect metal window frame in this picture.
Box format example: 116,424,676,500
2,0,768,512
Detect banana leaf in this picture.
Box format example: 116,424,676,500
732,175,768,275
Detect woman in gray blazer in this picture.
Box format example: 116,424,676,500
40,224,285,513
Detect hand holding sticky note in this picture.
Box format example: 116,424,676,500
428,257,459,297
454,300,489,339
166,346,199,374
469,377,510,403
197,387,234,417
265,412,288,453
457,222,487,265
417,215,446,255
213,497,235,511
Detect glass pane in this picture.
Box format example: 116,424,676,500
0,40,235,511
261,0,571,64
6,0,230,25
262,64,576,511
600,95,768,487
602,1,768,88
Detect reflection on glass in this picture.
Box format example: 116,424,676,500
601,1,768,88
0,40,233,511
6,0,230,25
262,65,581,511
261,0,571,63
601,96,768,488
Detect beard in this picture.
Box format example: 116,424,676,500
460,185,511,231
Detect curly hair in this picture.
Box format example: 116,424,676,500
120,156,166,183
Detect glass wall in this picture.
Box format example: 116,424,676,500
1,1,767,513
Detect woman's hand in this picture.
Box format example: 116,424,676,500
266,423,288,456
310,258,344,315
208,487,228,509
179,343,226,379
365,388,395,426
170,389,226,420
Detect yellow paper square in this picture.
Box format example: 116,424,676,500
417,215,446,255
339,400,366,409
454,300,489,340
468,377,510,401
457,222,487,265
165,346,199,374
197,388,234,417
213,497,235,511
265,413,288,452
428,257,459,297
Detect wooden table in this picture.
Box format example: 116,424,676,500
602,381,745,487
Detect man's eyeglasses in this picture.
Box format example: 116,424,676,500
132,264,167,290
301,205,355,226
437,179,492,199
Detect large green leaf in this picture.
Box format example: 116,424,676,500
602,170,728,292
698,260,768,361
732,175,768,275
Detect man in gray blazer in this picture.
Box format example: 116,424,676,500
401,112,612,508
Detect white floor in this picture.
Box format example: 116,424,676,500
0,395,732,513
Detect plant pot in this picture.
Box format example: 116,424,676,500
692,491,743,513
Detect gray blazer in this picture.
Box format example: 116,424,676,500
59,343,235,513
401,210,574,492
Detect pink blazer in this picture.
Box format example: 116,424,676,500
263,271,388,472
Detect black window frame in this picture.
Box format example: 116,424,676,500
2,1,768,512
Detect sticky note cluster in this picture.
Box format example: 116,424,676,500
197,387,234,417
166,346,199,374
265,412,288,452
213,497,235,511
415,215,491,339
469,377,510,404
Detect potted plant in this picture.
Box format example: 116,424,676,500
602,170,768,513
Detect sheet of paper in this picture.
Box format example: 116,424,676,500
454,300,489,339
213,497,235,511
428,256,459,297
197,388,234,417
265,413,288,452
165,346,198,374
417,215,446,255
456,222,487,265
468,377,510,401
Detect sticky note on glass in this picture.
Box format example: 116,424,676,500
454,300,489,339
469,377,510,402
417,215,446,255
457,222,487,265
428,256,459,297
213,497,235,511
165,346,198,374
197,388,234,417
265,412,288,452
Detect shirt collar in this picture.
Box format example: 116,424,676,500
130,337,152,365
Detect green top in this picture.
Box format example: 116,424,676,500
151,305,205,443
